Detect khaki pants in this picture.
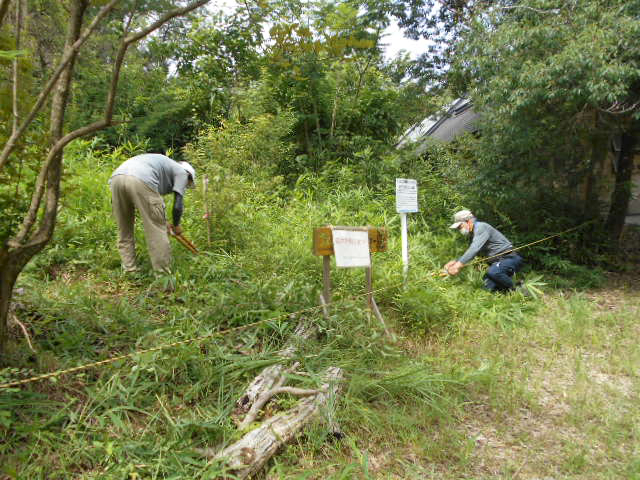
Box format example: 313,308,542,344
110,175,171,273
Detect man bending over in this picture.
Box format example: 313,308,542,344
109,153,195,273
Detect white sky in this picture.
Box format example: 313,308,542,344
380,21,426,60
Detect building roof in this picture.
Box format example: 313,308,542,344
424,98,478,142
398,98,479,154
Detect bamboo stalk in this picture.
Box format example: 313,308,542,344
203,175,211,247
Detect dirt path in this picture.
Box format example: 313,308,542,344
452,274,640,479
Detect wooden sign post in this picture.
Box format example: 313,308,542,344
312,226,390,336
202,175,212,247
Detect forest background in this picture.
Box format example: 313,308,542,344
1,0,640,478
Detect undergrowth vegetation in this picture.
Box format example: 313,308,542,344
0,129,620,478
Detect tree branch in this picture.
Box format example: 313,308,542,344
0,0,119,172
12,0,213,246
11,0,22,136
498,5,559,14
238,362,304,428
9,313,36,353
599,101,640,115
123,0,211,45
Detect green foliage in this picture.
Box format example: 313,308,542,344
182,112,295,250
447,0,640,237
1,127,613,477
67,5,264,153
4,1,631,477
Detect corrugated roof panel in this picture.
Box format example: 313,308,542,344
428,108,479,142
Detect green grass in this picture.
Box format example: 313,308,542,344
2,141,639,478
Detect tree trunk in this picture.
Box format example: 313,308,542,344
0,252,18,358
606,131,638,250
583,133,608,219
0,247,38,360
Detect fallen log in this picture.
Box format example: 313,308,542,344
234,318,316,419
208,366,343,479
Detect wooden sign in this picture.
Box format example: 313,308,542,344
312,226,388,256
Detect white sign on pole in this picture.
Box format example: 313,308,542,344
396,178,419,213
396,178,418,283
332,230,371,268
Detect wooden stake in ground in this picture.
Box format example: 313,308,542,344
203,175,212,247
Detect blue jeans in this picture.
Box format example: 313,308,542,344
483,254,523,292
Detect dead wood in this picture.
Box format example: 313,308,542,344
234,318,316,418
207,366,343,479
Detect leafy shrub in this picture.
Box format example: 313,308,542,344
182,112,295,251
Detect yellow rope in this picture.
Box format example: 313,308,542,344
0,304,325,389
461,220,594,269
0,221,593,390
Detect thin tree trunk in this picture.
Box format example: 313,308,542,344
0,0,11,28
303,119,312,157
12,0,23,199
312,98,323,153
606,131,638,249
330,87,339,139
11,0,22,135
583,134,608,218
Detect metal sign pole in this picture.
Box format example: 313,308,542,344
400,212,409,283
396,178,418,285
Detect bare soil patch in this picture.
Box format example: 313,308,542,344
446,277,640,479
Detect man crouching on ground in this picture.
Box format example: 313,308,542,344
443,209,523,292
109,153,195,274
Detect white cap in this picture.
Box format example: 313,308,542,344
179,161,196,187
449,209,474,229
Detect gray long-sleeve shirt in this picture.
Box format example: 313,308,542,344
458,221,513,264
109,154,189,196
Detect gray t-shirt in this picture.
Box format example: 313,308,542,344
458,221,513,264
109,154,189,196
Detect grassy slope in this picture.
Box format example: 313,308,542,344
270,277,640,480
2,144,639,479
3,267,639,479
